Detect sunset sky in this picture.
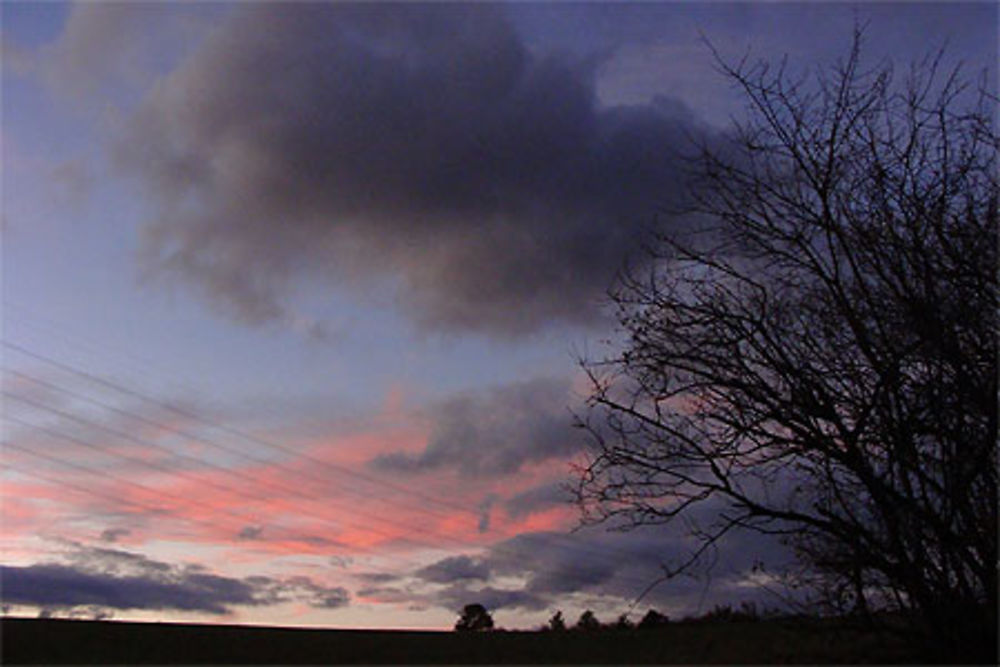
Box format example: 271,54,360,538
1,1,995,629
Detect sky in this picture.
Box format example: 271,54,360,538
1,1,995,630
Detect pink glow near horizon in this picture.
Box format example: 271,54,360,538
3,414,577,566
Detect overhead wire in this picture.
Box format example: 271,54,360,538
2,430,664,595
2,449,664,621
0,440,426,563
3,396,494,558
3,339,491,518
2,339,646,564
3,367,462,525
2,376,664,594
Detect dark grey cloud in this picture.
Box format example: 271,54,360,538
436,584,550,614
362,532,644,615
504,481,572,519
1,545,348,615
484,531,630,597
360,580,547,614
61,543,172,578
370,377,579,476
393,522,798,618
415,555,491,584
1,563,253,615
277,576,352,610
117,3,698,336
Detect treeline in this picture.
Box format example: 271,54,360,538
539,601,780,633
538,609,667,633
456,600,784,633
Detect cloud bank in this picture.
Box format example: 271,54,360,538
1,544,349,615
117,3,698,336
397,526,795,617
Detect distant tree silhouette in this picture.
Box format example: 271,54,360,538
637,609,669,629
547,610,566,632
454,603,494,632
576,30,997,662
574,610,601,632
695,602,760,623
613,613,634,631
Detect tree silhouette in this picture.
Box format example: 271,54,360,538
576,31,996,662
637,609,669,629
574,609,601,632
547,610,566,632
613,613,634,631
454,603,494,632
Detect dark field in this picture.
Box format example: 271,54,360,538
1,616,934,664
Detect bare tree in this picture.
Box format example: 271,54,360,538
576,33,997,661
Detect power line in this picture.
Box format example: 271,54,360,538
1,440,401,558
2,339,645,564
2,300,197,395
2,435,663,596
1,305,697,621
3,399,481,556
3,389,661,592
3,420,568,576
3,367,461,525
3,339,486,518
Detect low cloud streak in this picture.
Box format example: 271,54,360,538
0,544,349,615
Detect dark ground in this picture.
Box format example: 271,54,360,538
0,616,946,664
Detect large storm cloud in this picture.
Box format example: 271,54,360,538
116,3,699,336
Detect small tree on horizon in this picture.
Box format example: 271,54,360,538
574,609,601,632
637,609,669,629
614,613,634,631
547,610,566,632
454,603,494,632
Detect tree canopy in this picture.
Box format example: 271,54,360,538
576,33,997,662
454,603,494,632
